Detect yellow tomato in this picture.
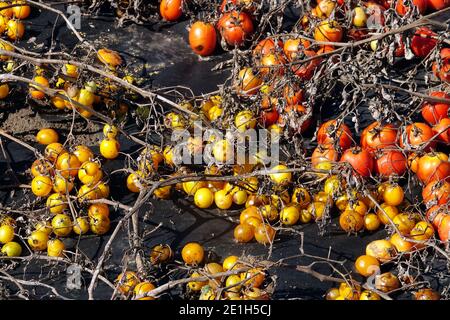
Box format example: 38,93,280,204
280,206,300,226
269,164,292,185
235,110,256,131
133,282,156,300
214,189,233,209
73,217,90,235
103,124,119,139
382,184,404,207
99,138,120,159
28,230,49,251
6,19,24,40
31,175,53,197
51,214,72,237
0,224,14,244
194,187,214,209
53,175,74,194
47,239,65,257
46,193,67,214
1,241,22,257
0,83,9,99
73,145,94,163
89,213,110,235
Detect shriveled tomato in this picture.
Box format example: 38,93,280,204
282,83,303,106
311,145,338,168
258,53,285,78
283,38,311,61
253,38,283,57
432,48,450,83
235,67,262,95
317,119,353,151
421,92,449,125
291,50,322,80
410,27,437,58
260,107,279,127
375,150,407,178
400,122,436,151
279,104,312,133
395,0,427,15
416,152,450,184
438,215,450,242
422,180,450,206
217,11,254,47
340,147,374,177
189,21,217,56
160,0,183,21
361,122,398,152
433,118,450,143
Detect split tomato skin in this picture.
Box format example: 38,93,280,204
189,21,217,57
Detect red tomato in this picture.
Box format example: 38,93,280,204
340,147,375,177
438,215,450,242
160,0,183,21
311,145,338,167
189,21,217,56
217,11,254,47
375,150,407,178
283,38,311,61
395,0,427,15
361,122,398,152
433,118,450,144
253,38,283,57
426,0,450,11
317,120,353,151
423,180,450,206
260,107,279,127
411,27,437,58
432,48,450,83
400,122,436,151
291,50,322,80
421,92,449,125
417,152,450,184
426,205,447,228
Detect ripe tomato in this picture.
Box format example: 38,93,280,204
100,138,120,159
46,193,67,214
31,175,53,197
241,268,265,288
400,122,436,151
1,241,22,257
291,50,322,80
28,230,49,251
12,1,31,19
254,223,275,245
73,217,89,235
339,210,364,233
361,122,398,152
194,187,214,209
260,107,279,127
47,239,65,257
160,0,182,21
217,11,254,47
73,145,94,163
395,0,427,15
426,205,447,228
389,232,414,253
51,214,72,237
433,118,450,143
366,239,396,262
235,67,262,95
410,221,435,241
133,282,156,300
279,104,312,133
432,48,450,82
222,255,240,271
421,92,449,125
0,224,14,244
36,128,59,145
426,0,450,10
6,19,24,40
214,189,233,210
314,20,343,42
340,147,374,177
364,213,381,231
283,38,311,61
375,150,407,178
56,153,81,178
268,164,291,185
355,255,380,277
317,120,353,151
253,38,283,57
29,76,49,100
411,27,437,58
382,184,404,206
88,203,110,218
438,215,450,242
416,152,450,184
393,213,416,235
234,223,254,243
377,203,399,225
189,21,217,56
0,2,13,18
45,142,67,162
89,213,110,235
280,206,300,226
181,242,204,265
422,180,450,206
259,53,285,78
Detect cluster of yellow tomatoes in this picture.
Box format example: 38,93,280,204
114,241,269,300
0,126,120,258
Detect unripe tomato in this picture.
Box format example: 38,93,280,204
307,201,327,220
31,159,54,177
100,138,120,159
133,282,156,300
326,288,340,300
126,171,146,193
366,239,396,262
1,241,22,257
97,48,123,68
377,203,399,225
338,282,360,300
35,221,52,235
29,76,49,99
232,189,248,205
291,187,311,209
324,175,342,197
46,193,67,214
89,213,110,235
259,204,278,222
116,271,140,295
78,161,102,184
150,244,173,264
352,6,367,27
51,214,72,237
56,153,81,178
160,0,182,21
280,206,300,226
77,184,101,202
73,217,89,235
189,21,216,56
181,242,204,265
47,239,65,257
225,274,242,294
354,255,380,277
234,223,254,243
364,213,381,231
12,1,30,19
345,200,368,216
28,230,49,251
214,189,233,209
31,175,53,197
6,19,24,40
194,187,214,209
154,182,171,199
254,223,275,245
94,182,109,198
0,224,14,244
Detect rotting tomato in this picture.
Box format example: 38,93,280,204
189,21,217,56
217,11,254,47
313,20,343,42
339,210,364,233
235,67,262,95
181,242,204,265
253,38,283,57
375,150,407,178
340,147,374,177
283,38,311,61
291,50,322,80
421,92,449,125
410,27,437,58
